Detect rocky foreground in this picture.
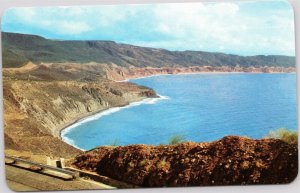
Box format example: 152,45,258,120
73,136,298,186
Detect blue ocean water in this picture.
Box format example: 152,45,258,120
61,73,297,150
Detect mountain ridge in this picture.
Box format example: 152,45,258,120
2,32,295,68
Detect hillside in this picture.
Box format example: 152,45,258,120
3,74,157,157
2,32,295,68
73,136,298,186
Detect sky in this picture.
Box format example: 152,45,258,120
1,0,295,56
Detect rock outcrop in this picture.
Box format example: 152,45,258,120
73,136,298,186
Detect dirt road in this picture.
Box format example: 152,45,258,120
5,165,114,191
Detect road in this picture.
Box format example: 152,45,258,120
5,165,114,191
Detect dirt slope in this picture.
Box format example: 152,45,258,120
73,136,298,186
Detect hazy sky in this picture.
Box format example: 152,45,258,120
1,0,295,56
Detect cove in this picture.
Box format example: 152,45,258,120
61,73,297,151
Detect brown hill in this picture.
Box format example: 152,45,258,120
73,136,298,186
3,73,157,157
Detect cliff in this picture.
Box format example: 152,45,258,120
3,64,157,157
73,136,298,186
104,65,295,81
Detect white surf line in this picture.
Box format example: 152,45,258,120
61,94,170,150
116,71,251,82
61,136,86,151
115,74,174,82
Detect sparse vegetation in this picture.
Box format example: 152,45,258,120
266,128,298,144
240,160,250,170
168,135,185,145
138,159,148,167
157,157,169,170
242,136,251,139
128,161,135,168
127,161,135,172
109,139,120,146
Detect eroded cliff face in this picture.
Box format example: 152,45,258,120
3,74,157,157
103,64,296,81
73,136,298,186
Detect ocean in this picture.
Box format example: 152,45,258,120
61,73,297,150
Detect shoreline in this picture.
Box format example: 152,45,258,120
58,71,295,151
59,95,168,150
57,106,114,139
114,71,295,82
57,99,142,139
58,103,138,151
116,71,247,82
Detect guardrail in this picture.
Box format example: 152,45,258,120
5,156,79,179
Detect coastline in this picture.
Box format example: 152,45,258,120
57,97,146,139
114,70,295,82
57,106,114,140
116,71,248,82
57,71,295,151
59,94,169,150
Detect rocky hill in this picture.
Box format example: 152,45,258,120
3,63,157,157
73,136,298,186
2,32,295,69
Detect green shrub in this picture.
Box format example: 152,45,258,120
266,128,298,144
138,159,148,167
157,158,167,169
169,135,185,145
109,139,119,146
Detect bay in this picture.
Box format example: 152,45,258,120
61,73,297,150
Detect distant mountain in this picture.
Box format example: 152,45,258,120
1,32,295,68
